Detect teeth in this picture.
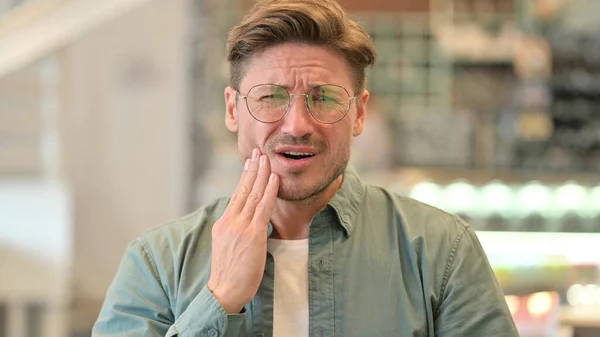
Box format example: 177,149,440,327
284,152,313,156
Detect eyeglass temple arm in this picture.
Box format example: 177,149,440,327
236,91,248,100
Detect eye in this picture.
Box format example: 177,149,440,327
259,94,275,101
259,93,287,101
312,94,333,102
314,95,341,105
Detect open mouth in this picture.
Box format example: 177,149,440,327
280,152,315,160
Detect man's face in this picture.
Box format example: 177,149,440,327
224,43,369,201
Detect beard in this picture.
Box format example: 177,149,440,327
245,132,351,202
276,157,347,202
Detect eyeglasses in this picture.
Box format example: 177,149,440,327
236,84,357,124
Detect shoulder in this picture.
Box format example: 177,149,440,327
133,197,229,262
362,184,470,244
361,184,484,305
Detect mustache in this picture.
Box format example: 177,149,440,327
265,134,326,152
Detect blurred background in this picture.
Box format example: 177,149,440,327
0,0,599,336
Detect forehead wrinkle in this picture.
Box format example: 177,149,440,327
256,66,338,91
260,49,330,69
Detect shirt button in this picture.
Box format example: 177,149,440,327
318,259,325,270
208,328,218,337
256,333,265,337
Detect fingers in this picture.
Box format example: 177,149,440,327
227,148,262,215
241,154,271,218
252,173,279,227
226,158,249,206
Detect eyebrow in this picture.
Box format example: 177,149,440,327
273,82,328,90
274,83,292,90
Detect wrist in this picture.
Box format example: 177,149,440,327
207,282,245,314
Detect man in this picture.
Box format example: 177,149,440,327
93,0,519,336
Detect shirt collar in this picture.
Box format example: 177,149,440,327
266,164,365,238
327,164,365,237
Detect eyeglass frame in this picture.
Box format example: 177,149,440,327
235,83,358,124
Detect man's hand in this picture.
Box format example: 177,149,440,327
207,148,279,314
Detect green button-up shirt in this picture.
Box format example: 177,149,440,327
93,166,519,337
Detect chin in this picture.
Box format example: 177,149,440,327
277,187,321,202
276,176,317,201
276,169,343,202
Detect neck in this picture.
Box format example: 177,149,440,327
270,174,343,240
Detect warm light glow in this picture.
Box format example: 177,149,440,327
526,292,553,317
505,295,520,316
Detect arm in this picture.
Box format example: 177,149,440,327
434,220,519,337
92,239,246,337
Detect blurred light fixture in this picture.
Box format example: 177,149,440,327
588,284,600,306
480,181,513,216
566,284,600,306
566,284,581,306
587,186,600,217
516,182,551,217
554,182,587,217
526,292,553,318
410,181,442,208
443,180,478,214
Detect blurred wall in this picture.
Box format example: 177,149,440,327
59,0,191,301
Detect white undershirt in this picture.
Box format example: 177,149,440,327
267,238,309,337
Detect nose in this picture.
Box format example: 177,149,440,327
279,94,316,137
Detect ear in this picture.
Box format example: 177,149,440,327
225,86,239,132
352,89,369,137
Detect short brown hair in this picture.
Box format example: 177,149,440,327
226,0,376,93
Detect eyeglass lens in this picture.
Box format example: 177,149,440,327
244,84,351,123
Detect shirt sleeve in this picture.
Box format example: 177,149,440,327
92,238,246,337
433,219,520,337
